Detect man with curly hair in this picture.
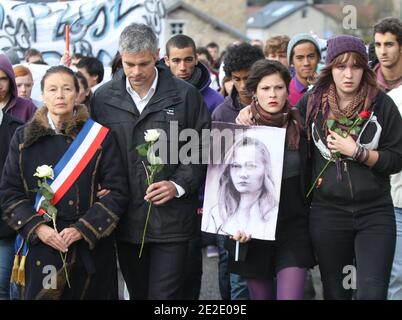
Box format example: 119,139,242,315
212,43,265,123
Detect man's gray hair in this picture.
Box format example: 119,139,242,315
119,23,158,54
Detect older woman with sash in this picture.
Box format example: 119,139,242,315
0,66,128,300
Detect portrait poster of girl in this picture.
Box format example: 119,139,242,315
202,122,286,240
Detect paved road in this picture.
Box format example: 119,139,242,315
199,248,221,300
118,248,323,300
199,248,323,300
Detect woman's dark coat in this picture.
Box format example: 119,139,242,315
0,105,128,299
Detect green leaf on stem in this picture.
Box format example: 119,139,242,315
338,117,349,125
355,118,364,126
136,144,149,157
326,119,336,130
350,126,361,135
346,119,354,126
42,182,54,196
47,205,57,217
334,128,344,136
41,188,54,201
41,199,51,210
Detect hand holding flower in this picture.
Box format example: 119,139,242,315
306,110,372,198
35,224,68,253
60,227,83,247
136,129,165,258
327,129,357,158
144,181,176,205
33,164,71,287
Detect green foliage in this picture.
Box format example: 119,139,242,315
349,126,361,136
334,128,344,136
338,117,353,126
41,182,54,200
136,143,149,157
326,119,336,130
46,205,57,217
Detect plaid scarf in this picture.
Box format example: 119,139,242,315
325,82,368,119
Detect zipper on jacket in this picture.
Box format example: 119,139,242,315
343,161,354,201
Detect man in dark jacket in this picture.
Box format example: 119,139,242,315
0,110,21,299
90,23,211,300
164,34,224,299
164,34,224,114
0,54,36,123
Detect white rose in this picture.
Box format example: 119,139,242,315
33,165,54,180
144,129,160,143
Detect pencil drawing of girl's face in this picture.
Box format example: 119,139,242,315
229,145,265,194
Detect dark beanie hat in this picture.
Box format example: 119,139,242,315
326,35,367,64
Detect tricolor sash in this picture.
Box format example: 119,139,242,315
12,118,109,286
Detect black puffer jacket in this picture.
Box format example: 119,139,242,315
298,90,402,211
91,63,211,244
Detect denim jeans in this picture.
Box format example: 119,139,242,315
230,273,249,300
388,207,402,300
0,238,14,300
216,234,249,300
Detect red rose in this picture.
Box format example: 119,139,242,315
359,110,371,119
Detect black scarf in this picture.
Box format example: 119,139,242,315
250,100,301,151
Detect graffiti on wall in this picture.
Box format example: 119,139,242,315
0,0,166,65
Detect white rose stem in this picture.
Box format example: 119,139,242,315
43,178,71,288
235,240,239,262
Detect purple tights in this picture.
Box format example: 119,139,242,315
247,267,307,300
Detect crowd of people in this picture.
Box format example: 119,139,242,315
0,16,401,300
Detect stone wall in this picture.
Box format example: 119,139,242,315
167,8,240,49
